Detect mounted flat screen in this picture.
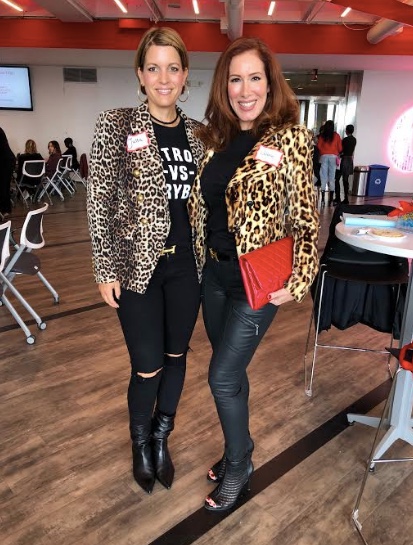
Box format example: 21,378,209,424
0,65,33,111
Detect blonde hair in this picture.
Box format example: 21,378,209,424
134,27,189,93
25,139,38,154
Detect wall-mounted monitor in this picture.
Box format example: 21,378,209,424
0,65,33,111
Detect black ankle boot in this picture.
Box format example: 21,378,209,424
205,455,254,512
130,421,155,494
320,191,325,208
328,191,334,206
152,409,175,489
207,437,254,483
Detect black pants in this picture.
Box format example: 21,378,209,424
0,160,14,214
117,247,200,373
335,158,352,201
117,247,200,417
202,254,278,461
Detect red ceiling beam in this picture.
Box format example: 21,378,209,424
0,19,412,55
330,0,413,26
118,19,151,29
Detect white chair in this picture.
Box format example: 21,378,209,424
0,220,46,344
16,160,46,208
62,153,84,187
5,202,59,305
58,155,76,195
36,158,65,203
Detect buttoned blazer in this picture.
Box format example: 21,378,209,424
87,102,205,293
188,124,320,303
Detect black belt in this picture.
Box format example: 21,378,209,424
208,247,238,262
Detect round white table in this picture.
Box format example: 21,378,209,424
336,222,413,460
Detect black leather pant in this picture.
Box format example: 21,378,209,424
202,254,278,461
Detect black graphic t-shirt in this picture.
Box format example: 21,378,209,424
153,119,197,247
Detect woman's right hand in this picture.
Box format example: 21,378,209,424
98,281,121,308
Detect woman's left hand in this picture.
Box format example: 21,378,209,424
267,287,294,306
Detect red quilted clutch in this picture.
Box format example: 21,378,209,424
239,236,294,310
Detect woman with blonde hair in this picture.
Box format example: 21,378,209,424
17,139,43,181
87,27,204,494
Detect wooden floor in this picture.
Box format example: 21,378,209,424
1,188,412,545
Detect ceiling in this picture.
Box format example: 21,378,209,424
0,0,412,27
1,1,413,79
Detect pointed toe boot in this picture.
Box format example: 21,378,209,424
130,421,155,494
152,409,175,489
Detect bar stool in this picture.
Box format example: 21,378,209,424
352,342,413,544
303,203,409,397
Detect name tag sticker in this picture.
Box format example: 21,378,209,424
127,132,150,152
254,145,283,167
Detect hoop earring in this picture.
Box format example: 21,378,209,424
179,87,189,103
137,86,147,103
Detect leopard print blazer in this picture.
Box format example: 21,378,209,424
187,124,320,303
87,102,205,293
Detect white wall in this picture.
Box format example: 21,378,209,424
1,57,412,195
0,63,212,161
355,71,413,193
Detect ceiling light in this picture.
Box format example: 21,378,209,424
341,7,351,17
268,1,276,16
1,0,23,11
113,0,128,14
192,0,199,15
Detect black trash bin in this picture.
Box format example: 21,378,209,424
351,166,369,196
366,164,389,197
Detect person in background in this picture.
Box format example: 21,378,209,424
45,140,62,178
17,139,44,199
188,37,319,512
0,127,16,217
317,119,342,207
310,129,321,187
17,139,43,180
63,137,80,170
87,27,204,495
333,124,357,205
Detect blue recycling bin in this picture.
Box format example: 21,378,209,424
366,164,389,196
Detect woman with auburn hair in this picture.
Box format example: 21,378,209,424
201,38,299,150
87,27,204,495
188,37,319,511
45,140,62,178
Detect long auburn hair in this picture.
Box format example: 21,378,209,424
199,37,299,151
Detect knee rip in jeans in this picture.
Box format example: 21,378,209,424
135,367,163,381
164,352,186,368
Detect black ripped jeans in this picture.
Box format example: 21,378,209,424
202,254,278,462
117,247,200,419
